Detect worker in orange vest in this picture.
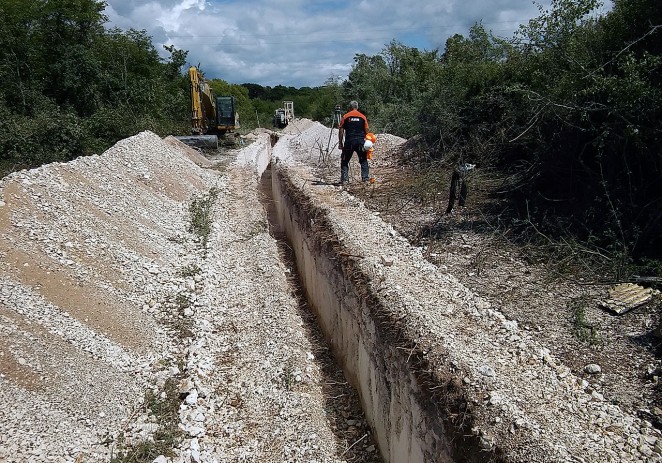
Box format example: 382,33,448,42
338,100,370,183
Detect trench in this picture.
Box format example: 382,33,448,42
258,164,383,462
257,137,492,463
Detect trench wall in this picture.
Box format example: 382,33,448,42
270,164,456,463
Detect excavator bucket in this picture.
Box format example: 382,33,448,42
174,135,218,150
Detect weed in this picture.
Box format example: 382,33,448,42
188,187,219,251
178,263,201,278
174,292,192,309
167,235,186,245
281,359,296,391
110,378,184,463
469,247,488,276
570,296,601,346
159,292,194,339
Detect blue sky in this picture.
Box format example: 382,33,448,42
104,0,613,88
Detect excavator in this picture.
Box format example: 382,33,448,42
176,66,240,149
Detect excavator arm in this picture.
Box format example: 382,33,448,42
189,66,216,135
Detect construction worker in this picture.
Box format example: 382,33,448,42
338,100,369,184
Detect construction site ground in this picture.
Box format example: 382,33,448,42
0,119,660,463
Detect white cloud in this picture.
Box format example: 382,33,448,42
104,0,611,87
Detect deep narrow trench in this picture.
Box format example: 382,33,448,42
258,163,383,463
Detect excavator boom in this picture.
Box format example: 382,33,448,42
189,66,216,135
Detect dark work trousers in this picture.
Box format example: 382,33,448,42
341,139,369,182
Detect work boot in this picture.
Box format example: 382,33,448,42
360,160,369,181
340,165,350,184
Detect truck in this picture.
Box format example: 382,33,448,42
272,101,294,129
176,66,240,149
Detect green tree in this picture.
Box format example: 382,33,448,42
0,0,190,175
307,76,342,124
38,0,107,115
344,42,439,136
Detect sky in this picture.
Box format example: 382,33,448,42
103,0,614,88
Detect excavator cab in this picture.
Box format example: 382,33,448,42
216,96,239,134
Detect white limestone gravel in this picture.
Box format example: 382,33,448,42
0,130,344,462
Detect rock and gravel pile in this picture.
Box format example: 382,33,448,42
275,119,404,182
0,132,203,462
0,131,346,462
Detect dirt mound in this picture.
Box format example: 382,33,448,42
0,131,345,462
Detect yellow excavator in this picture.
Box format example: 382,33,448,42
176,66,240,149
